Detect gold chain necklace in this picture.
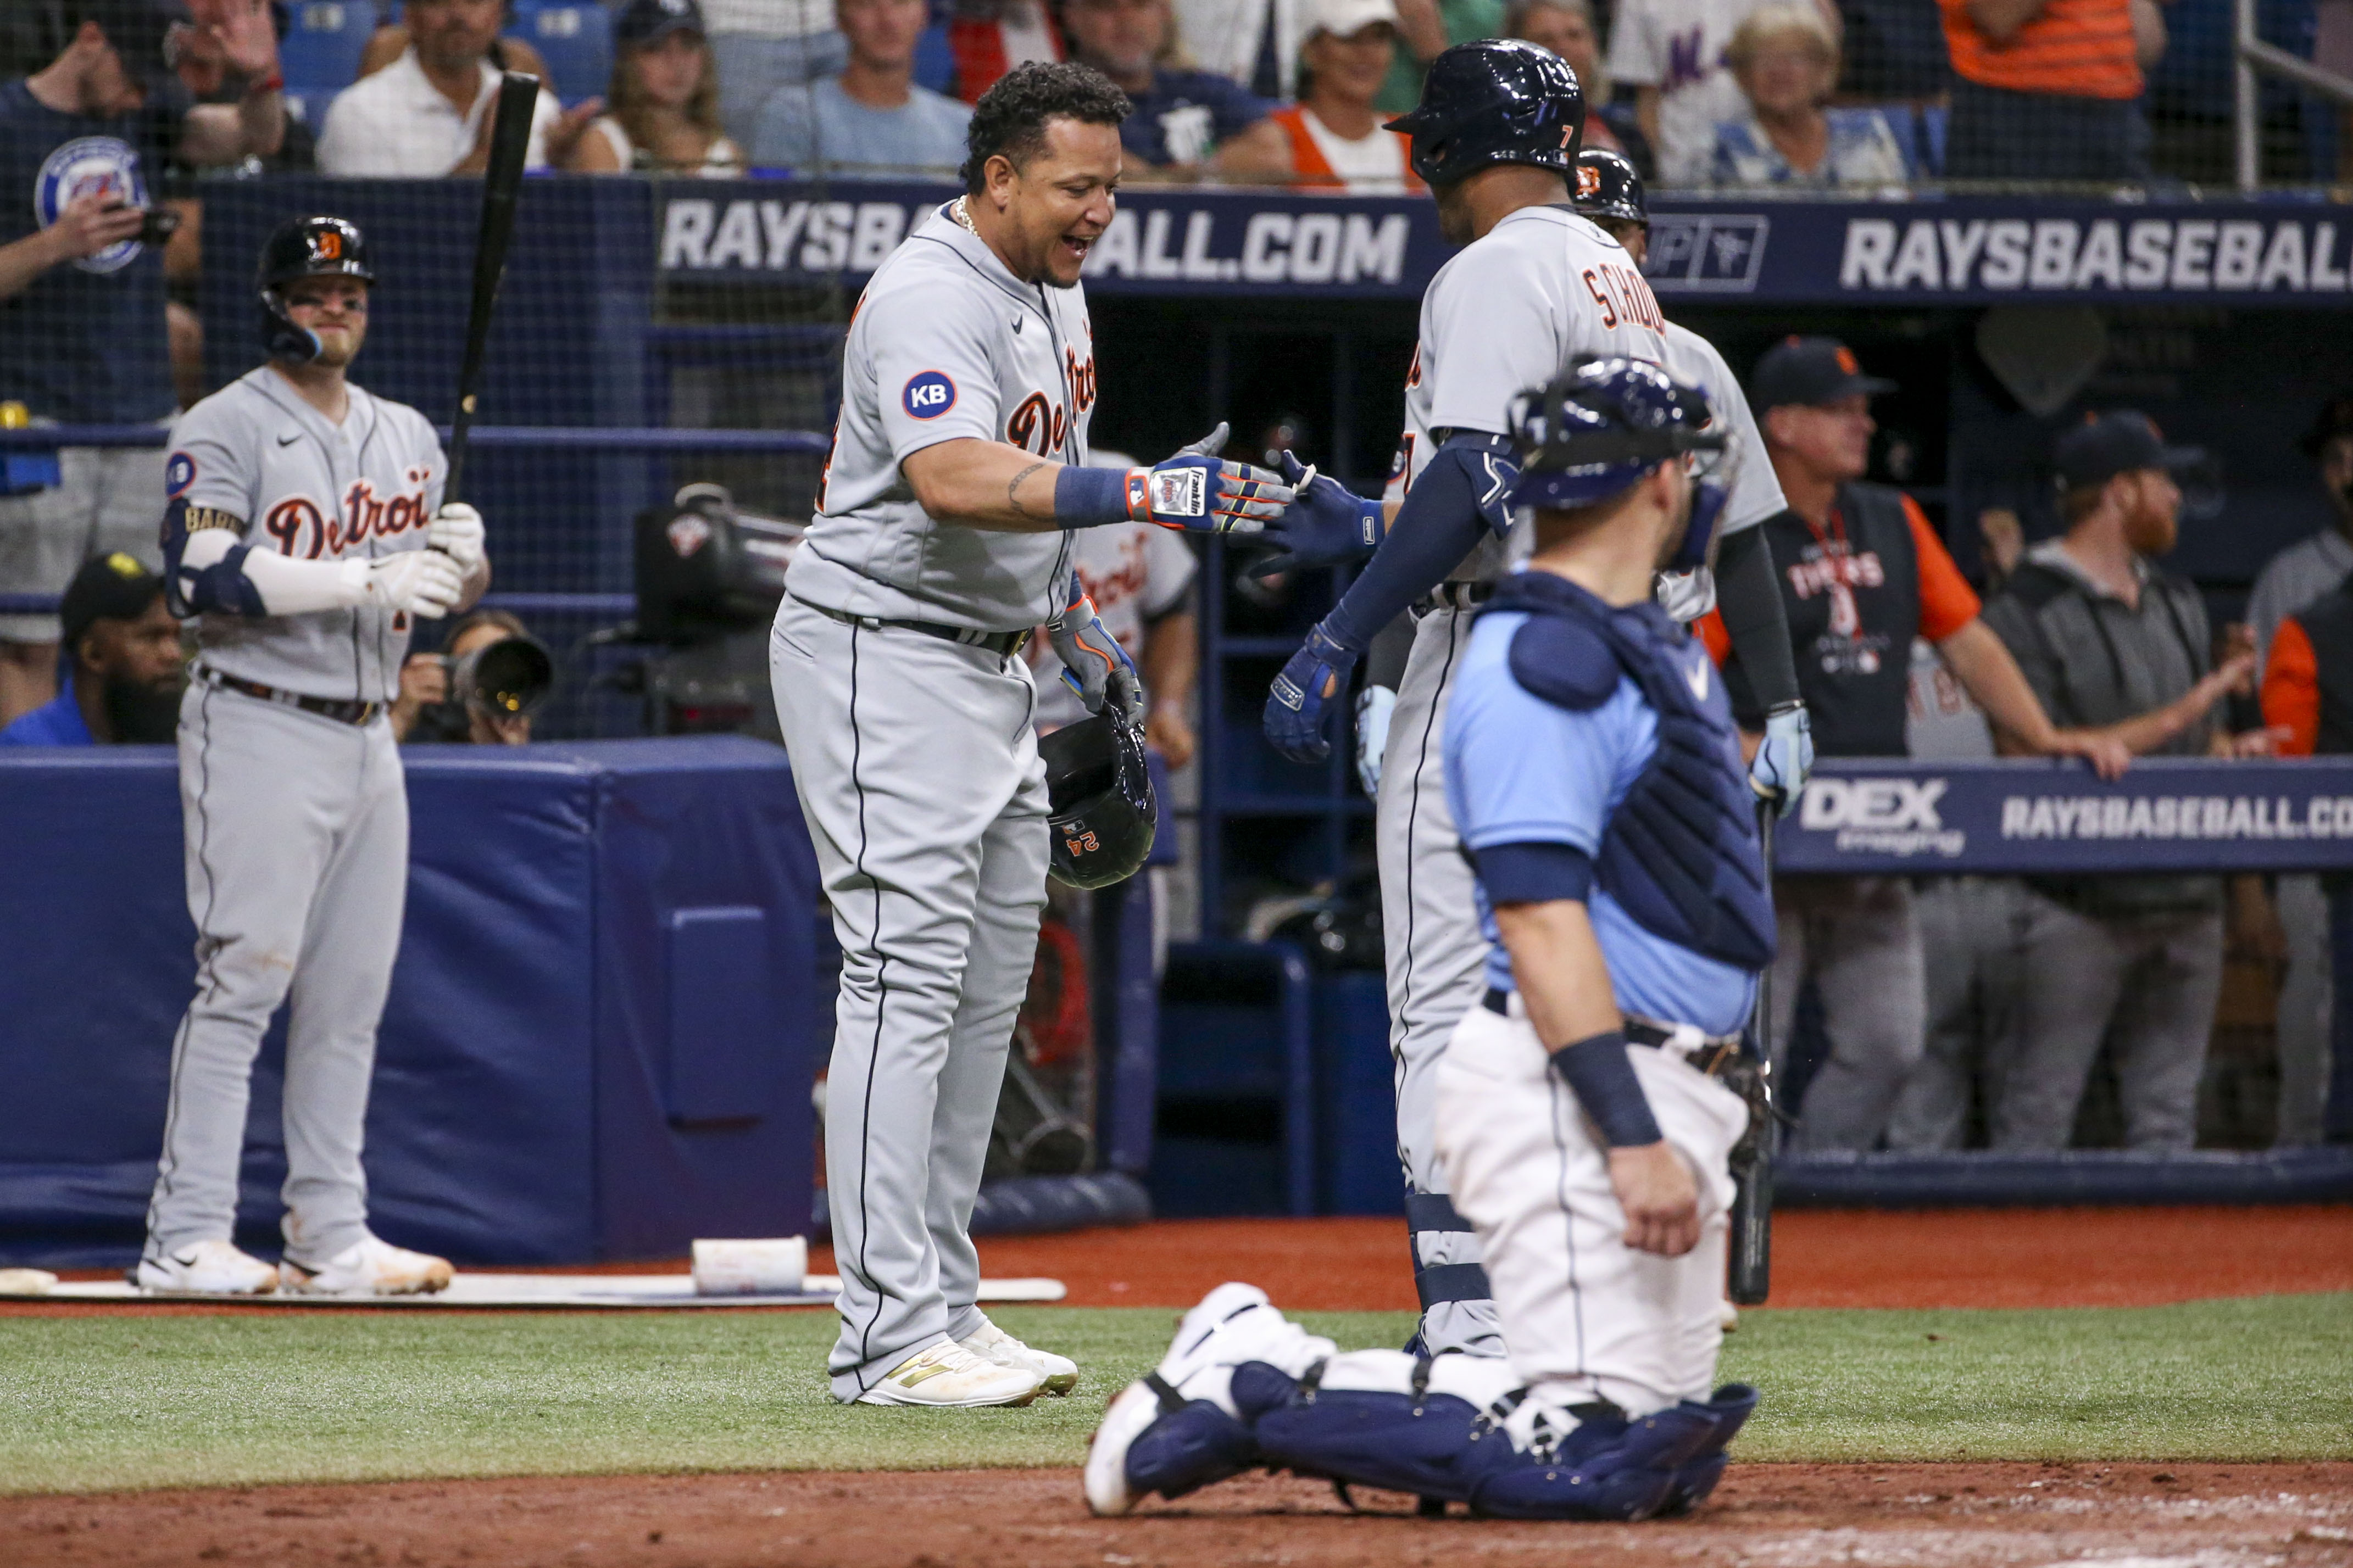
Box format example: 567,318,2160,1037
950,196,977,234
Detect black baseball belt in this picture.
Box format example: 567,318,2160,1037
1413,581,1493,616
1482,987,1746,1079
798,596,1030,658
198,665,383,727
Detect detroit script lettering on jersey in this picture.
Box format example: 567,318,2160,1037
263,466,434,558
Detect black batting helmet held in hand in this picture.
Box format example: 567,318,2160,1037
1386,38,1583,190
1570,147,1646,228
257,215,375,364
1040,711,1158,889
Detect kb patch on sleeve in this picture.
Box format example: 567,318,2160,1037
902,371,956,420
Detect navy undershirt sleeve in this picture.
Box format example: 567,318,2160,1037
1320,432,1515,652
1471,841,1595,905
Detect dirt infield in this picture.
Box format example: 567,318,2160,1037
11,1462,2351,1568
967,1204,2353,1310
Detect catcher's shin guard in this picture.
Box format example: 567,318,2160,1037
1251,1350,1525,1508
1654,1383,1760,1517
1467,1400,1722,1521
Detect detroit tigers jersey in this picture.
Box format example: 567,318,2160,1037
1382,204,1668,585
1661,321,1783,535
167,367,445,702
790,202,1098,634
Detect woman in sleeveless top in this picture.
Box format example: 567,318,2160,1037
1268,0,1422,191
569,0,744,175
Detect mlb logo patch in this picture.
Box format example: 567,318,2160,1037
902,371,956,420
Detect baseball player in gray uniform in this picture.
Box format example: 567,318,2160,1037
771,63,1290,1408
136,215,488,1297
1258,57,1813,1359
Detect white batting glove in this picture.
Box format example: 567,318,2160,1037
427,502,486,570
1751,701,1815,818
1354,684,1394,798
360,550,467,618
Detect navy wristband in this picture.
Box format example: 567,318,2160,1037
1548,1030,1665,1148
1053,464,1134,528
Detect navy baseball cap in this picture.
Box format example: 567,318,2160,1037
60,551,164,651
615,0,705,46
69,0,191,89
2054,411,2205,492
1750,336,1897,414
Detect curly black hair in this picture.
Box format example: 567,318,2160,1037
960,63,1133,195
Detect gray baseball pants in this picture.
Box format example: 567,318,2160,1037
769,594,1049,1402
1991,892,2223,1152
1377,603,1503,1359
145,680,407,1267
1766,876,1926,1153
1885,877,2028,1151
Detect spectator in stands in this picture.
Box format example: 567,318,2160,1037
706,0,846,150
1505,0,1649,173
358,18,555,83
1979,412,2274,1153
2259,578,2353,1145
0,0,283,727
752,0,970,174
1699,338,2139,1152
1609,0,1837,186
176,0,306,168
944,0,1066,105
1170,0,1304,102
1266,0,1420,191
318,0,598,176
392,609,541,745
571,0,742,174
1375,0,1506,114
2238,394,2353,1147
1937,0,2156,182
1063,0,1290,180
0,552,182,746
1709,4,1908,188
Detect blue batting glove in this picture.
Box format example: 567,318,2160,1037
1354,684,1395,797
1048,571,1143,720
1121,423,1293,535
1265,623,1359,763
1751,700,1815,817
1243,450,1384,580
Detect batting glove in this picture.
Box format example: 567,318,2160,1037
1354,684,1394,797
1121,423,1292,535
1750,700,1815,818
1047,571,1144,721
362,550,466,619
1265,623,1359,763
1242,450,1384,580
427,502,485,570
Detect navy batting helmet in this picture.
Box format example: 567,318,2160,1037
1385,39,1583,189
1570,147,1646,228
257,215,374,364
1041,710,1158,889
1509,358,1732,570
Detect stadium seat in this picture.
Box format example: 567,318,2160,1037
510,0,616,107
277,0,372,100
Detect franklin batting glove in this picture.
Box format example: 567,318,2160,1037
1264,623,1359,763
1354,684,1395,797
361,550,466,619
1048,571,1144,720
1243,450,1384,580
1751,700,1815,817
427,502,485,570
1123,423,1292,535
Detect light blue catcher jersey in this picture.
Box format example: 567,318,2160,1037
1443,601,1757,1036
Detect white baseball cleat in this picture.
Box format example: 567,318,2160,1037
854,1341,1045,1408
1084,1376,1169,1516
134,1239,277,1295
960,1318,1079,1396
278,1235,454,1297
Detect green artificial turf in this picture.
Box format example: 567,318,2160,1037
0,1294,2345,1494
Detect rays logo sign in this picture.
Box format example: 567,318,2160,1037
38,137,148,276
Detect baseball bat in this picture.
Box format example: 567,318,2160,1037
1727,796,1777,1307
443,71,541,509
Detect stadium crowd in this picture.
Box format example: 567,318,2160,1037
0,0,2347,1164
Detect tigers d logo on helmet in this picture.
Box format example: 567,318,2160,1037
1576,164,1601,198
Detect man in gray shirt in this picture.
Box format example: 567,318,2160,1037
1979,412,2258,1152
752,0,970,174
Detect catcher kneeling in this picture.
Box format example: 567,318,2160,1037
1087,359,1776,1522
